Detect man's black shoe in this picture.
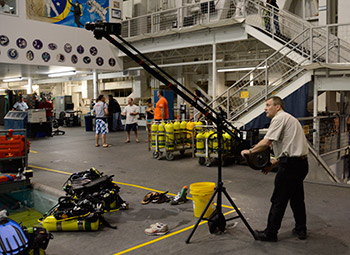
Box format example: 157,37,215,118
254,230,277,242
292,228,307,240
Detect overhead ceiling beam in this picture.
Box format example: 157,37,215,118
33,71,140,84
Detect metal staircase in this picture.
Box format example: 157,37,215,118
209,0,350,127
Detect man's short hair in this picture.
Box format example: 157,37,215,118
129,97,133,101
97,95,104,101
267,96,284,110
158,90,163,96
195,89,201,97
108,95,113,98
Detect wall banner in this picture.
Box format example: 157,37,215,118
26,0,109,28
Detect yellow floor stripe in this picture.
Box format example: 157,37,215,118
114,209,236,255
29,164,238,254
30,150,38,154
113,181,177,197
29,164,234,209
28,165,71,175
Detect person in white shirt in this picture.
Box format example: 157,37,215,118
12,96,28,111
0,0,10,14
122,97,140,143
241,96,309,242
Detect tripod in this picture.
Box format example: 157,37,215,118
85,21,257,243
186,112,257,243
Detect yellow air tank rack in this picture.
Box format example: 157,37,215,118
195,126,236,167
152,120,196,161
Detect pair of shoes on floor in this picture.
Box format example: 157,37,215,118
141,191,170,205
292,228,307,240
170,192,187,205
145,223,168,236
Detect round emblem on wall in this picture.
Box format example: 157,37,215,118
71,54,78,64
26,50,34,61
7,48,18,60
64,43,72,53
57,54,65,62
42,52,51,62
0,35,10,46
90,46,98,56
83,56,91,64
109,58,116,67
77,45,84,54
33,39,43,50
48,43,58,50
96,57,104,66
16,38,27,49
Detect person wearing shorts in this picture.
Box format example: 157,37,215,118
123,97,140,143
93,95,111,148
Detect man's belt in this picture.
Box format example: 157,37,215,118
279,155,307,163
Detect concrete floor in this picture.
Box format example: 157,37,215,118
26,127,350,255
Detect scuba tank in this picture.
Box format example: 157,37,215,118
165,122,174,151
206,130,214,154
151,122,158,148
40,214,100,232
158,123,165,149
223,132,232,153
196,132,205,155
173,121,180,148
186,121,196,145
180,121,187,144
195,121,203,131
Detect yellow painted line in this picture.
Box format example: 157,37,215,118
28,165,71,175
113,181,177,197
30,150,38,154
29,164,234,209
29,164,237,253
114,209,236,255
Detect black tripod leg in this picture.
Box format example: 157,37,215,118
186,188,218,244
222,189,257,240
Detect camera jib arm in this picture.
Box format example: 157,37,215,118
86,21,257,242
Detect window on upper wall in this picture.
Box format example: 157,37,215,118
0,0,17,16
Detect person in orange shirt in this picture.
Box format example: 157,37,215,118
154,90,169,121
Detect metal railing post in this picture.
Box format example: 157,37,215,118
227,91,230,120
265,60,268,99
326,25,329,63
337,37,340,63
310,27,313,63
207,1,210,23
128,20,131,38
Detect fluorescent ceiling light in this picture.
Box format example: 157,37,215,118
3,77,23,82
217,66,267,72
48,71,76,78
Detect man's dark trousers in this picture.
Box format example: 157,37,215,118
266,157,308,235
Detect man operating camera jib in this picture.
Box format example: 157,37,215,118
241,96,309,242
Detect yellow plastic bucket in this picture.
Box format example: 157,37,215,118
190,182,216,218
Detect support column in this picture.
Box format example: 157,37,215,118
212,42,217,101
93,70,98,100
27,77,33,94
177,67,184,119
313,76,319,153
318,0,328,25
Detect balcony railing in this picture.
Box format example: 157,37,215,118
121,0,240,40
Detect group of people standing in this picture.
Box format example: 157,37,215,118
93,91,171,149
12,95,53,122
